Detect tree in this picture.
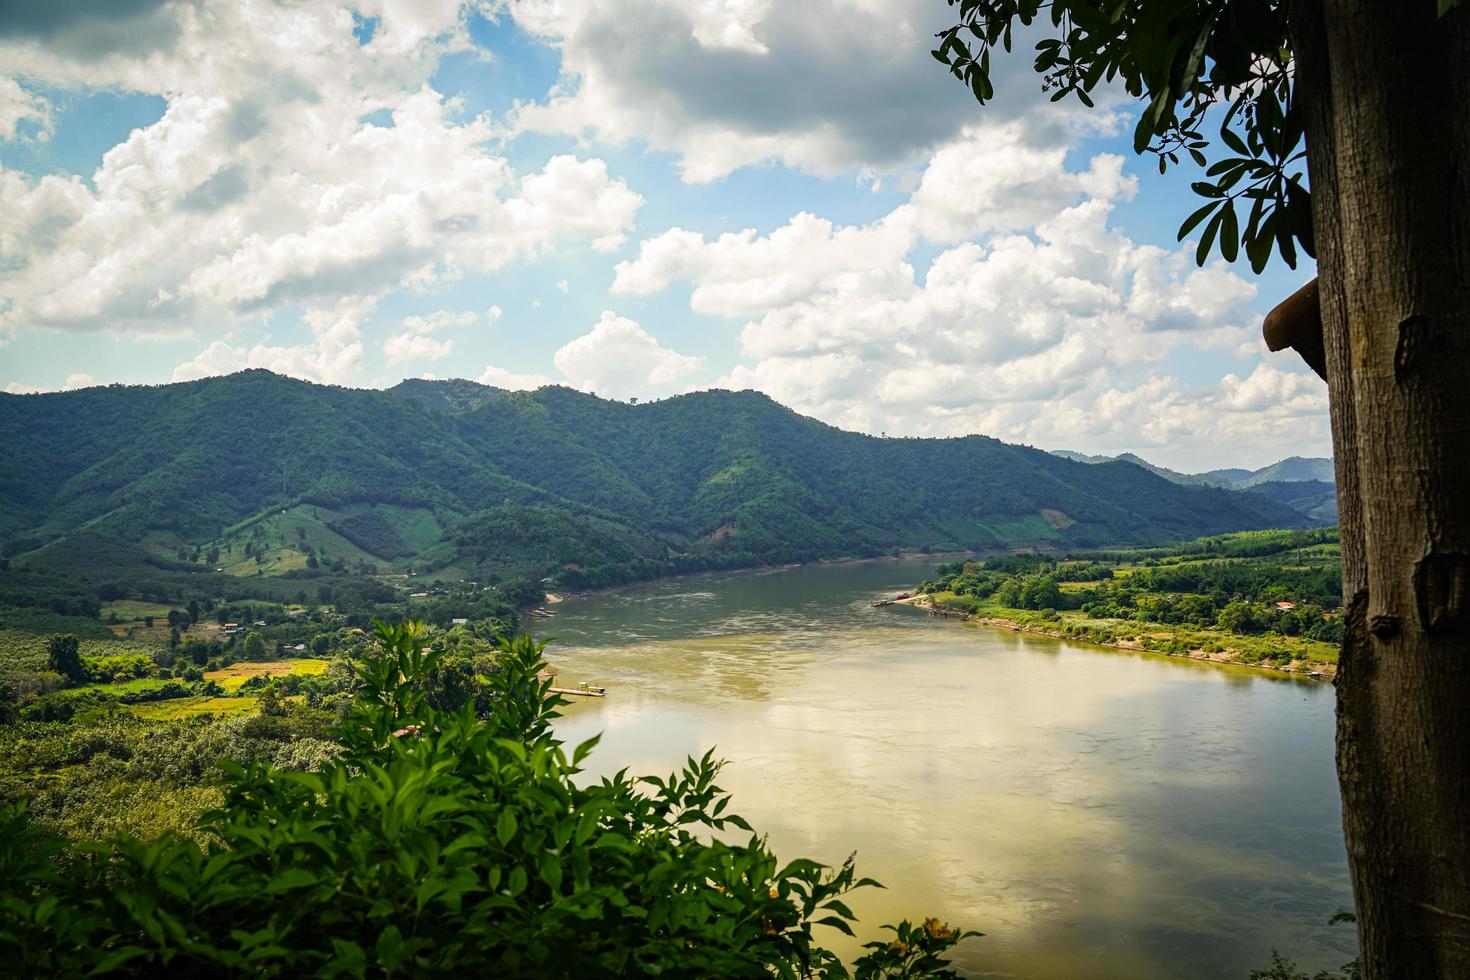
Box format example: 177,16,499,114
45,634,84,686
993,577,1022,607
933,2,1469,972
1216,600,1263,635
1018,575,1061,610
242,631,266,660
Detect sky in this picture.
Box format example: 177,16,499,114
0,0,1329,472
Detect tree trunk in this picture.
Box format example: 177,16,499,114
1290,0,1470,974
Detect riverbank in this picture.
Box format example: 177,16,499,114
891,594,1337,682
539,552,979,611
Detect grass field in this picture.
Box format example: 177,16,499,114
204,658,329,691
210,502,447,576
89,677,182,698
101,600,180,621
128,696,260,720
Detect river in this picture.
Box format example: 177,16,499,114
537,558,1355,978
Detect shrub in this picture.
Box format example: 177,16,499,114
0,621,977,977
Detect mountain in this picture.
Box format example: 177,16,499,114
0,371,1310,589
1245,480,1339,524
1051,450,1233,488
1050,448,1336,523
1213,456,1337,488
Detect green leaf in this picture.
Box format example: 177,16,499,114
1219,202,1239,262
266,868,318,893
816,916,856,936
1177,201,1219,241
1196,207,1224,266
496,808,518,847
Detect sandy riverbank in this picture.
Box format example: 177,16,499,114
892,594,1336,682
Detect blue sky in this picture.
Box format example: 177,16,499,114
0,1,1326,470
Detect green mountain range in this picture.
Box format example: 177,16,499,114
1,371,1310,590
1051,449,1337,523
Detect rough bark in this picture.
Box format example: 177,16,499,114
1290,0,1470,974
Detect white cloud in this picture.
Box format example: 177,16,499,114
608,117,1314,468
552,311,703,399
476,363,554,390
0,1,642,387
3,371,100,394
506,0,1094,182
171,298,374,384
0,78,50,141
382,308,484,365
384,332,454,365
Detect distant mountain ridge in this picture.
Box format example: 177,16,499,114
1050,451,1235,488
1211,456,1337,488
1050,449,1337,524
0,371,1310,590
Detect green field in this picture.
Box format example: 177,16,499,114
204,658,328,692
100,600,180,621
128,695,260,721
210,502,446,575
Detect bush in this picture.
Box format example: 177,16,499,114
0,621,977,977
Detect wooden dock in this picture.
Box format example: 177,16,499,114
549,686,607,698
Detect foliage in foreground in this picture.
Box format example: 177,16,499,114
0,620,976,977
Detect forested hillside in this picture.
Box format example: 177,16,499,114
1,371,1308,591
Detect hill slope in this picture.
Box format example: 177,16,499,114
1,372,1309,587
1050,448,1336,523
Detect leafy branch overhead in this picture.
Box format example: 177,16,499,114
932,0,1463,271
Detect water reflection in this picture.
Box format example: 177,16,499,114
539,559,1354,979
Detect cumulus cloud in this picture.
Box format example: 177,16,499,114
552,311,703,399
382,309,485,365
506,0,1095,181
3,371,100,394
0,78,50,141
476,363,555,390
171,299,374,384
1013,364,1331,470
0,1,642,387
610,116,1319,467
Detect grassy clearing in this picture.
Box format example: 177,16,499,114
128,696,259,721
88,677,182,698
101,600,179,621
213,504,390,574
205,658,328,692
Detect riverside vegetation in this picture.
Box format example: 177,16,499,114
0,619,976,977
912,528,1343,676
